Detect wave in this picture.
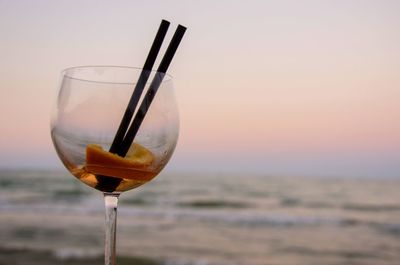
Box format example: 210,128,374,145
178,200,250,209
0,246,162,265
279,198,400,212
370,222,400,237
2,198,398,231
117,207,361,228
279,246,382,259
342,203,400,212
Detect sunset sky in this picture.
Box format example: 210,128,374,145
0,0,399,177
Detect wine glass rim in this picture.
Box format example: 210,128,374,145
61,65,173,85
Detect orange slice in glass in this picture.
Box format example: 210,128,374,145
85,143,155,181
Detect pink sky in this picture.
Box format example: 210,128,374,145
0,0,399,177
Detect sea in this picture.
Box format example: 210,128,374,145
0,169,399,265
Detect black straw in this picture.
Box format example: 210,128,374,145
118,25,187,157
95,20,172,192
95,23,186,192
109,20,170,154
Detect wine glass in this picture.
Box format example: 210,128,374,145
50,66,179,265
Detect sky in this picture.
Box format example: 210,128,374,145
0,0,399,178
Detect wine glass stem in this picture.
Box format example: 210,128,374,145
104,193,119,265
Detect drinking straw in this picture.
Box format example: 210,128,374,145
96,22,186,192
117,24,187,157
109,19,170,154
96,20,170,192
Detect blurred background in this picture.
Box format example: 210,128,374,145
0,1,399,265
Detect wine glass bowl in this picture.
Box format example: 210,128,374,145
51,66,179,193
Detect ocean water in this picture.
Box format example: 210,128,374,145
0,169,399,265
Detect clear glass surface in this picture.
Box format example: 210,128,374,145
50,66,179,265
51,66,179,192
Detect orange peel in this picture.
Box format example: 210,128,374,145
85,143,155,181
